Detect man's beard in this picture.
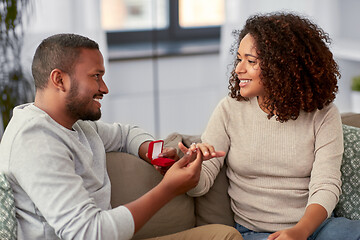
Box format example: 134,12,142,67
65,78,101,121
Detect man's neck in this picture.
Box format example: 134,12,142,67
34,92,76,130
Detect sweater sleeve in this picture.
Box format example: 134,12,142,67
307,104,343,217
188,97,231,196
8,123,135,240
88,121,154,156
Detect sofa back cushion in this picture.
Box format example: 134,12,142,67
106,152,196,239
341,113,360,128
194,165,234,226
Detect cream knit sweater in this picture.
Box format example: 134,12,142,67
188,96,343,232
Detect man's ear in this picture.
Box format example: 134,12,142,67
49,69,68,92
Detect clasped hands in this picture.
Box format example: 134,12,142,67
152,142,226,175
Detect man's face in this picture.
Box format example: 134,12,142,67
65,49,108,121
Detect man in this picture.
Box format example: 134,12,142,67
0,34,242,239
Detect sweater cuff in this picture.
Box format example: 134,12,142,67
108,205,135,239
129,134,154,157
307,190,338,217
187,171,208,197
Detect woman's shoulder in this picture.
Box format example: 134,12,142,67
315,103,340,120
211,96,256,122
213,96,237,113
218,95,249,107
299,102,341,127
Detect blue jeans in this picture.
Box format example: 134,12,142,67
235,217,360,240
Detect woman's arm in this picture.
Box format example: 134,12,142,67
268,204,327,240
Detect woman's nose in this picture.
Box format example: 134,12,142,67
235,61,245,74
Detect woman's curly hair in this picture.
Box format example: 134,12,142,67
228,12,340,122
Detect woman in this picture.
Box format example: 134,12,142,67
186,12,360,240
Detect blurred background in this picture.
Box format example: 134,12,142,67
1,0,360,139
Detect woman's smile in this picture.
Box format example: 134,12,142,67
239,79,251,88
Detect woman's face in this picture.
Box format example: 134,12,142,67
235,33,265,104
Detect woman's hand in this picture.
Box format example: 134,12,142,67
267,204,327,240
267,226,307,240
179,142,226,161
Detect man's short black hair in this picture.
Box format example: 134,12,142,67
32,33,99,90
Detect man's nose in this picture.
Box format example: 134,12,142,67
100,79,109,94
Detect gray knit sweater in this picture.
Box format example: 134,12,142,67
0,103,154,239
188,96,343,232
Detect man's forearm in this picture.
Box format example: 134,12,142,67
124,181,175,233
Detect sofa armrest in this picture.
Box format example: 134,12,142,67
106,152,196,239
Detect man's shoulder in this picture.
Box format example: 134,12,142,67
0,104,59,172
1,104,68,153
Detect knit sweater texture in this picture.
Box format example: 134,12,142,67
0,103,154,239
188,96,343,232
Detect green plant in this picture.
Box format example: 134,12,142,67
0,0,34,132
351,75,360,92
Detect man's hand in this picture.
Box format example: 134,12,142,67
125,148,203,233
160,147,203,197
146,146,179,175
158,147,180,160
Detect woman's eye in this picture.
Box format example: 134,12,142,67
236,58,242,62
248,60,256,64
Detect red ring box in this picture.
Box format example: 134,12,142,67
148,140,176,167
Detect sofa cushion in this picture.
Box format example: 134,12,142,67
106,152,196,239
165,133,234,227
194,165,234,227
0,173,17,240
334,124,360,220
